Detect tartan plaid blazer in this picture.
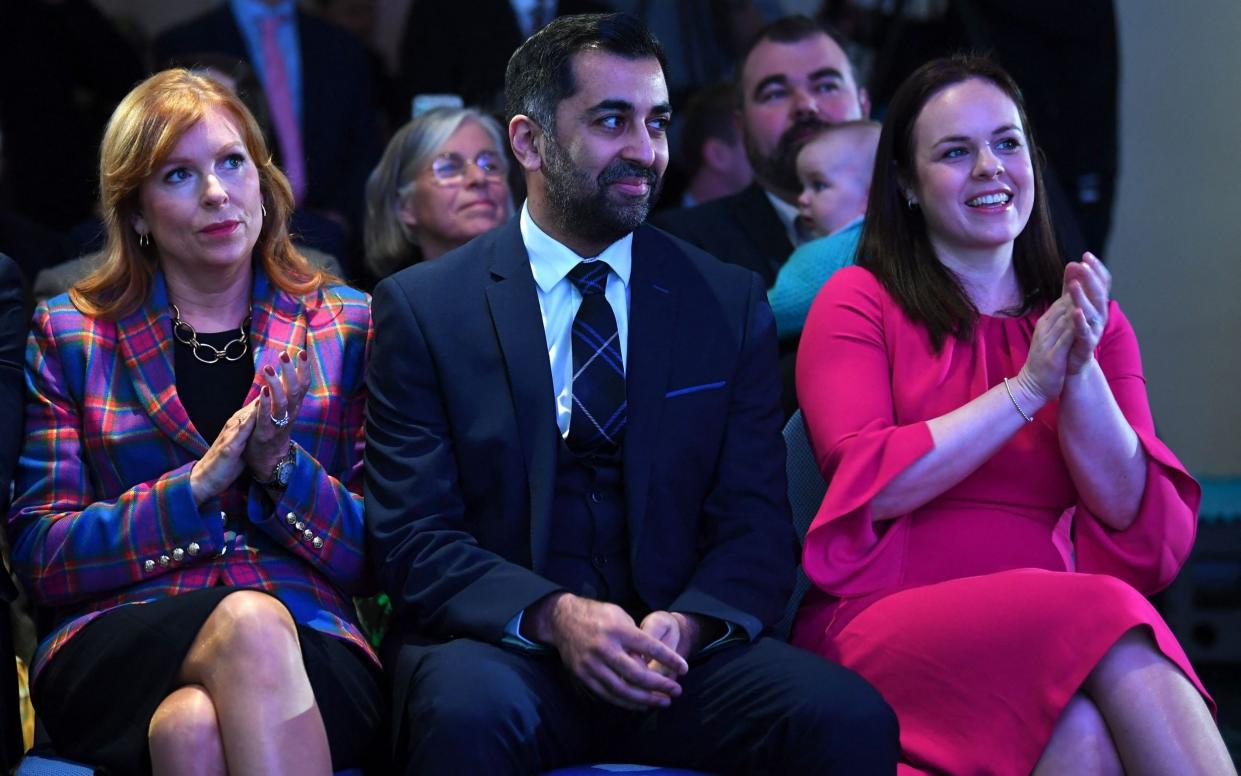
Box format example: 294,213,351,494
7,268,376,679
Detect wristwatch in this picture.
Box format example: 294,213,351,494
256,443,296,489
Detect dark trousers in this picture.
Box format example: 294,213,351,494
388,635,898,775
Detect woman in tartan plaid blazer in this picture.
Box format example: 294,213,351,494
6,70,381,774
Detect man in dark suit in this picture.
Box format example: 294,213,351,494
653,16,870,288
366,13,896,775
154,0,380,255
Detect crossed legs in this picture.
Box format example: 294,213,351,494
1034,628,1234,776
147,590,332,776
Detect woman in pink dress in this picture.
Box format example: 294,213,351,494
792,55,1233,775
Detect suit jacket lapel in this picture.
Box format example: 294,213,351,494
116,267,295,460
483,222,560,572
624,227,678,552
115,272,208,457
248,268,306,402
731,184,793,277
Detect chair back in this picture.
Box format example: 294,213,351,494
772,410,827,639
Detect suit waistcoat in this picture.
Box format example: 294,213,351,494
544,441,639,613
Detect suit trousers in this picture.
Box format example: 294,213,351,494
387,635,898,775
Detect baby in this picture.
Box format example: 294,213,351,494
771,120,881,338
796,120,880,239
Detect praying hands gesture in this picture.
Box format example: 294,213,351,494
244,347,311,483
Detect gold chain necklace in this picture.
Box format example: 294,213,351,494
170,304,252,364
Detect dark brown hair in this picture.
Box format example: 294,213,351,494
857,55,1063,350
504,13,667,133
72,69,335,319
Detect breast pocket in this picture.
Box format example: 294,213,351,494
664,380,727,399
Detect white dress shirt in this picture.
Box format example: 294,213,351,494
520,201,632,438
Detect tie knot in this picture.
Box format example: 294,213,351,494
567,261,611,297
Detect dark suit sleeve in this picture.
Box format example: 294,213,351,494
0,256,25,508
670,272,797,638
365,277,562,642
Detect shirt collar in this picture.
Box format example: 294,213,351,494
520,201,632,294
764,189,805,246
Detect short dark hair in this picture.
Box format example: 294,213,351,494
679,82,739,181
738,14,854,93
504,13,667,133
857,54,1063,351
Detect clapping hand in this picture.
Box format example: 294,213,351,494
190,399,259,505
1014,293,1075,405
1063,252,1111,374
245,347,310,481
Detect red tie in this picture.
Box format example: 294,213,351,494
259,15,307,205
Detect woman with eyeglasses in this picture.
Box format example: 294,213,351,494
363,107,512,280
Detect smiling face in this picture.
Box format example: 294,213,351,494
133,105,263,277
401,119,511,260
739,33,867,196
908,78,1034,265
538,50,670,251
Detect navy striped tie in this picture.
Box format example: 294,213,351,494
565,261,625,454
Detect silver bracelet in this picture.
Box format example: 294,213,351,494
1003,377,1034,423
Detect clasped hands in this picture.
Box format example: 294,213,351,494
189,347,310,505
527,592,710,711
1014,252,1112,405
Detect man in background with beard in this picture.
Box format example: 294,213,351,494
654,16,869,288
366,13,896,775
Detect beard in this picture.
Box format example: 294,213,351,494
747,114,830,195
541,134,663,247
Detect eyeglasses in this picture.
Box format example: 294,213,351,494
427,151,508,185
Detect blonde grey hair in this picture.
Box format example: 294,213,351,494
363,107,508,278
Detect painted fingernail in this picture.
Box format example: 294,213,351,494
261,385,269,396
299,350,307,362
265,365,276,376
280,352,291,363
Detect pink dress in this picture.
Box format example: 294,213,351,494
791,266,1209,775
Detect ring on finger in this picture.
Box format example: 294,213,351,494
270,409,291,428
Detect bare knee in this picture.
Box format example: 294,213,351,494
1085,627,1165,694
149,685,226,776
1035,694,1122,776
186,591,302,679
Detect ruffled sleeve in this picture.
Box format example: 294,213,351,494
1072,303,1200,594
796,267,934,596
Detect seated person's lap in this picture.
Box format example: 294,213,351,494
34,588,383,775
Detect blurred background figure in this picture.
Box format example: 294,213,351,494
398,0,609,115
364,107,512,282
655,15,870,288
309,0,407,135
155,0,383,279
0,0,143,236
663,81,753,210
